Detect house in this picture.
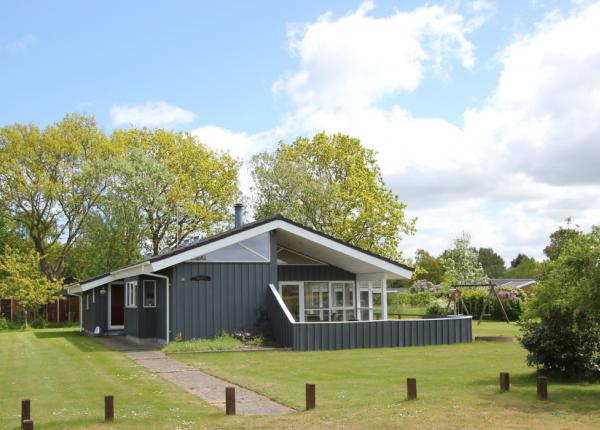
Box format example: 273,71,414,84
490,279,536,296
70,205,472,351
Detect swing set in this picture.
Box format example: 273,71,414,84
445,281,511,325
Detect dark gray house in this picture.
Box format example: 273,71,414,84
71,207,471,351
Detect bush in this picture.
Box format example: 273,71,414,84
426,299,449,316
520,306,600,380
0,317,9,331
30,317,48,329
461,288,525,321
410,280,443,293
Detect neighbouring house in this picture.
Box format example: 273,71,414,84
69,205,472,351
490,279,536,296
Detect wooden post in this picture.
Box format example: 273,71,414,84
407,378,417,400
225,387,236,415
537,376,548,400
104,395,114,421
22,420,33,430
499,372,510,392
306,383,316,410
21,398,31,426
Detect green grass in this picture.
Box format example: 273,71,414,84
0,328,240,429
163,332,244,353
2,322,600,429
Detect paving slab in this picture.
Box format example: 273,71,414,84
97,336,293,416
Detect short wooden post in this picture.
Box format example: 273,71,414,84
104,395,114,421
499,372,510,392
537,376,548,400
21,398,31,426
22,420,34,430
306,383,316,410
407,377,417,400
225,387,236,415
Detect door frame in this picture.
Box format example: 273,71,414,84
108,282,125,330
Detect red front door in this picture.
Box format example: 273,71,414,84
111,284,124,326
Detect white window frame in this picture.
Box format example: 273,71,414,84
125,281,137,308
279,280,357,322
357,280,385,321
143,280,157,308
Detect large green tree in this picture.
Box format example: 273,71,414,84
544,225,581,261
0,114,115,280
0,247,63,325
441,233,487,285
505,254,540,278
413,249,445,284
251,132,415,260
112,128,241,255
477,247,506,278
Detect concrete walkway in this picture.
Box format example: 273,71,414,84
98,336,294,415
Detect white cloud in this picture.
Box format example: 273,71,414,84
269,1,600,261
110,101,196,127
274,1,475,109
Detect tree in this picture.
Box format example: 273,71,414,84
544,225,581,261
112,128,241,255
0,114,115,280
0,247,63,325
505,254,540,278
440,233,487,285
413,249,445,284
251,132,416,260
520,226,600,379
477,247,506,278
64,194,144,280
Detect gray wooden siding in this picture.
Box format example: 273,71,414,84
278,265,356,281
170,262,275,340
123,275,168,340
81,286,108,333
267,286,472,351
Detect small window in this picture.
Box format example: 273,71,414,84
143,280,156,308
92,289,95,304
125,281,137,308
86,294,89,310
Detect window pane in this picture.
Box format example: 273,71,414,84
144,282,156,307
345,309,356,321
344,284,354,307
281,284,300,321
305,282,328,309
359,289,369,307
359,308,370,321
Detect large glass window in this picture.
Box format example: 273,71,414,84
195,233,270,262
304,282,330,322
331,282,355,321
280,283,300,321
357,280,385,321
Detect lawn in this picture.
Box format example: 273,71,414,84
1,323,599,429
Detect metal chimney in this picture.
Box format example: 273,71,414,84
234,203,243,228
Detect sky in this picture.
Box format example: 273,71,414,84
2,0,600,263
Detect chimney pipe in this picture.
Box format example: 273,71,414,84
234,203,243,228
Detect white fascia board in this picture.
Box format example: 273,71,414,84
150,223,277,272
273,220,413,279
80,275,114,291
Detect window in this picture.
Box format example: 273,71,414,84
86,294,89,310
330,282,355,321
143,280,156,308
125,281,137,308
92,288,95,304
277,247,325,265
357,280,384,321
193,233,270,262
304,282,330,322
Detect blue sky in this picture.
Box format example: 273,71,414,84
2,1,600,262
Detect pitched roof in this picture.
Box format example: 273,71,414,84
76,215,413,291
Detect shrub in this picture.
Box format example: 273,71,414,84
410,280,443,293
0,317,9,331
520,306,600,380
461,288,524,321
426,299,449,316
30,317,48,329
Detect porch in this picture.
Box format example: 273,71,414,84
268,284,473,351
